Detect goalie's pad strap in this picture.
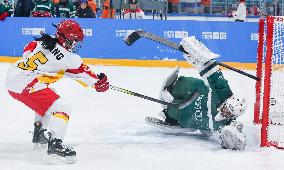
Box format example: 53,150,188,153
199,60,218,77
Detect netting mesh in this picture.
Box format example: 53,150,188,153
262,16,284,147
259,0,266,16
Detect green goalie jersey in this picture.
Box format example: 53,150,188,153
166,60,234,132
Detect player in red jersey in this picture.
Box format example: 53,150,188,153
5,19,109,163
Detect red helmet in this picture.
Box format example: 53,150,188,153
56,20,84,50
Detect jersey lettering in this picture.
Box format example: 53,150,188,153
51,47,65,60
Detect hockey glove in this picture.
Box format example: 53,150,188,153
35,34,57,50
94,73,109,92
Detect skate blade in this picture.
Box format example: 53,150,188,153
47,154,77,164
33,143,47,151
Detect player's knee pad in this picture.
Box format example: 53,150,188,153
43,98,71,140
46,98,72,122
199,60,219,80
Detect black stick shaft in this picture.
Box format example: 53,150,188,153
178,46,260,81
110,85,178,107
129,30,260,81
218,63,260,81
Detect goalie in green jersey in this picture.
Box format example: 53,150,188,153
157,36,247,150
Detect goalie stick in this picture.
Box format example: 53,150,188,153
124,30,260,81
110,85,199,109
145,116,199,133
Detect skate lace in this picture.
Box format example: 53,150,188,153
59,141,74,151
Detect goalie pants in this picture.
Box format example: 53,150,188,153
8,88,71,140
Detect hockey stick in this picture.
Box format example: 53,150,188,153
110,85,177,107
110,85,199,109
124,30,260,81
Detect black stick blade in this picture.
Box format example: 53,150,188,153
123,31,142,46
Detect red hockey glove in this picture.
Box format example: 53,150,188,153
94,73,109,92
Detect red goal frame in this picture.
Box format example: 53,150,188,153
254,16,284,149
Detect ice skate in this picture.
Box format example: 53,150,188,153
47,136,77,164
32,122,48,150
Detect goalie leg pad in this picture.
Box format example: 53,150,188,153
160,89,174,103
180,36,220,68
159,67,179,108
160,66,179,91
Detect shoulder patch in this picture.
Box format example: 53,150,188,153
23,41,37,53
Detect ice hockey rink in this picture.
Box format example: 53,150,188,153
1,62,284,170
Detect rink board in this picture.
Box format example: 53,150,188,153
0,17,259,68
0,56,257,70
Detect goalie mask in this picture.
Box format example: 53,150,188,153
56,19,84,52
215,96,247,121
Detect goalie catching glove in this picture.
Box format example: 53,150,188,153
94,73,109,92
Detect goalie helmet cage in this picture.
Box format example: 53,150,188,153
254,16,284,149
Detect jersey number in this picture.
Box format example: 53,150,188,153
18,51,48,71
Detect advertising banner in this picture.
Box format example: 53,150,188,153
0,17,259,63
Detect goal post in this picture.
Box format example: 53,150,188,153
254,18,265,125
254,15,284,149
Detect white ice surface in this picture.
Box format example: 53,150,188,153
0,63,283,170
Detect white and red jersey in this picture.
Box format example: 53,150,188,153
6,41,99,93
124,8,145,19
